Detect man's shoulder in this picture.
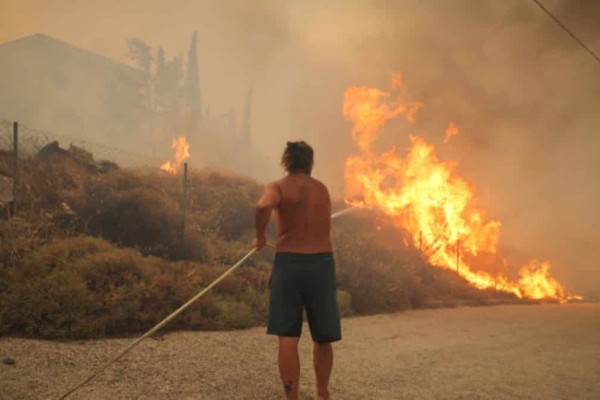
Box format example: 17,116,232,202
270,177,286,188
275,175,328,192
264,180,282,193
309,177,329,193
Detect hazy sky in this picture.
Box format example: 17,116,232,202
1,0,599,296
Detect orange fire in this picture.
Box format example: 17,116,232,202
160,135,190,175
343,73,580,302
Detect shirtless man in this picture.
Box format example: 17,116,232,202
254,141,341,400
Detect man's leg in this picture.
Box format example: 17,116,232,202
313,341,333,399
279,336,301,400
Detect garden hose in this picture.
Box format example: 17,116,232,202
56,248,258,400
56,206,355,399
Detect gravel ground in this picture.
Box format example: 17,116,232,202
1,303,599,400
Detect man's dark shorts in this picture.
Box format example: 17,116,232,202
268,252,341,343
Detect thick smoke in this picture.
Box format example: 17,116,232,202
281,0,600,297
1,0,598,296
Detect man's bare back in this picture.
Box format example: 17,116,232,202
272,173,332,253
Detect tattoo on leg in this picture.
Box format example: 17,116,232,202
283,380,293,394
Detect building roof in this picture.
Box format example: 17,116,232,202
0,33,142,76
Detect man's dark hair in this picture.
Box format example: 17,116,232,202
281,141,314,174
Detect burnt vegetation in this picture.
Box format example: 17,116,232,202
0,145,520,339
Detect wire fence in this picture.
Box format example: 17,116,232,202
0,120,163,169
0,120,189,220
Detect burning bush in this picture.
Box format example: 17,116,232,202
333,208,520,314
342,74,579,303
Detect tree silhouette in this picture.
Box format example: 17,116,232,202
126,38,154,110
184,32,202,129
154,47,168,113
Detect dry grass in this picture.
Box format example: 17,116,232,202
0,148,520,339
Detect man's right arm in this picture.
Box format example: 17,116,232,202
254,182,281,249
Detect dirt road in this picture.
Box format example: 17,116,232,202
1,304,599,399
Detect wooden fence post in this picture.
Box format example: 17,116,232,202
181,162,188,242
12,121,18,215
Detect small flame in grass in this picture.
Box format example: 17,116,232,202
444,121,460,144
343,73,581,303
517,261,581,301
160,136,190,175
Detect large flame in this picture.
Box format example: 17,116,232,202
343,74,580,302
160,135,190,175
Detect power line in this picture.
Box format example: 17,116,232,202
531,0,600,67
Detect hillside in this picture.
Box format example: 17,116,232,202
0,143,520,339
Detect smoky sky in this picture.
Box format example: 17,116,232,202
1,0,599,296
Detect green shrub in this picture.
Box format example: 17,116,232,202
84,187,181,255
0,236,271,339
9,155,262,263
213,296,255,330
336,289,353,317
1,242,99,338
